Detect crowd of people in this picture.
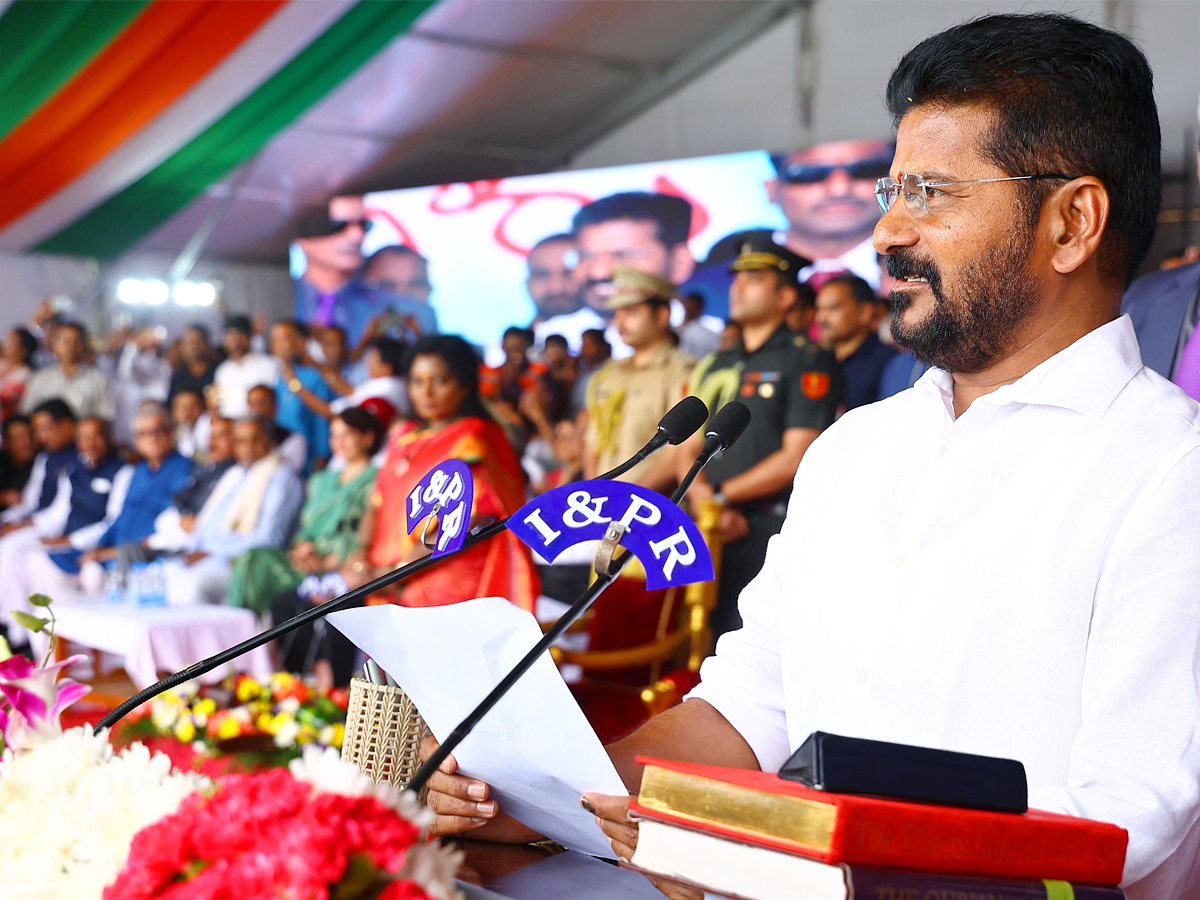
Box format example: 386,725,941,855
0,181,918,688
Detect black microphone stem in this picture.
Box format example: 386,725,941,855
91,442,684,734
406,440,719,793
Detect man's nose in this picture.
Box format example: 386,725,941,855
873,201,919,256
824,167,855,195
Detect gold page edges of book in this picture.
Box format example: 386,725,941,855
637,765,837,851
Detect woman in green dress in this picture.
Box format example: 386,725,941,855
228,407,383,615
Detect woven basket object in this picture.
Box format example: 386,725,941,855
342,677,432,795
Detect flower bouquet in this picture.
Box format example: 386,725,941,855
119,671,352,773
0,596,463,900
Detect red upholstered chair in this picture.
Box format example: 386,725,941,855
547,501,724,744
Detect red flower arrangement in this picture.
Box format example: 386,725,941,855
104,765,441,900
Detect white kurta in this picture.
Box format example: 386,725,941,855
689,316,1200,896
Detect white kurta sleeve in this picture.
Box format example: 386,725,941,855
1035,440,1200,892
685,497,798,773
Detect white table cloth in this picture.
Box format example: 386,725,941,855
35,601,273,689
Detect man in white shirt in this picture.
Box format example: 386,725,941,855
422,14,1200,898
211,315,279,418
19,321,114,420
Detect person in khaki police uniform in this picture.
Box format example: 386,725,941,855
583,267,695,491
684,237,842,640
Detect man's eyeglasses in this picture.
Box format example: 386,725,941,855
777,154,894,185
134,425,172,438
329,218,372,235
875,172,1076,216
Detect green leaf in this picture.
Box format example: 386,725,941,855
12,612,49,634
28,593,52,608
0,635,11,662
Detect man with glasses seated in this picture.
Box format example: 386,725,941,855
74,403,194,593
423,14,1200,898
766,139,895,290
293,196,437,349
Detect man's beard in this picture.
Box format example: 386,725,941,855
887,231,1040,374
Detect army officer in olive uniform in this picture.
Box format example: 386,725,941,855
583,267,696,491
683,238,843,640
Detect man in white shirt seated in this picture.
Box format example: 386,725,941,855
163,415,304,607
0,417,131,628
421,14,1200,899
211,315,279,418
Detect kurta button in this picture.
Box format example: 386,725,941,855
855,667,869,684
942,448,958,463
891,554,905,568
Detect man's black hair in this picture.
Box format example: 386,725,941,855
224,315,252,335
367,245,427,266
56,320,89,343
794,281,817,311
2,414,30,434
529,233,574,255
31,398,76,423
581,328,611,349
185,323,211,343
543,334,569,350
503,326,534,346
247,384,276,406
369,336,406,375
12,327,38,363
886,12,1160,286
172,387,205,405
572,192,692,248
276,318,310,339
824,274,877,306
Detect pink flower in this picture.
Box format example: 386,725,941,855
0,653,90,752
105,767,427,900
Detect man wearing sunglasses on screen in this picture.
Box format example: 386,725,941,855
292,196,438,350
766,139,894,289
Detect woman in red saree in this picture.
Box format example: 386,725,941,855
345,334,539,611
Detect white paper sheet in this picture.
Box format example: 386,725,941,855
329,598,630,859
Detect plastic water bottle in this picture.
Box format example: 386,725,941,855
145,559,167,607
127,561,147,607
104,566,124,605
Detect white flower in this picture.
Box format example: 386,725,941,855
400,840,466,900
288,745,432,826
278,696,301,715
271,717,302,748
0,727,207,900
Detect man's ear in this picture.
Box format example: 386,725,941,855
776,284,799,315
1044,176,1109,278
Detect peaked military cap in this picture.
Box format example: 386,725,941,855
604,266,678,310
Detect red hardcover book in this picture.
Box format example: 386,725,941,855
632,756,1127,884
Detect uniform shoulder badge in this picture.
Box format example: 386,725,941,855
800,371,831,401
792,335,809,348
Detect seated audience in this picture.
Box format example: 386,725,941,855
814,273,897,409
161,416,304,607
168,324,219,402
246,384,308,473
342,335,538,610
146,417,237,552
0,417,130,626
77,403,194,585
231,408,381,616
211,315,279,418
0,327,37,422
784,281,818,335
20,321,113,419
532,417,584,494
272,319,337,473
0,400,77,528
0,415,35,512
171,389,207,459
537,334,577,421
314,325,360,391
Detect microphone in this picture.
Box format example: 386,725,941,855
93,397,711,733
597,395,708,480
406,400,752,793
